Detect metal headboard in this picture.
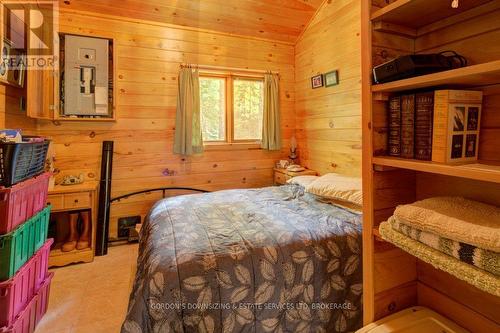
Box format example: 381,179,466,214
110,187,209,203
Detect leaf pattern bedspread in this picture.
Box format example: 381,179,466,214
122,185,363,333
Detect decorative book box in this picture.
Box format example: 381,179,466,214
432,90,482,164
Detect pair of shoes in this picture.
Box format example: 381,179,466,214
60,211,91,252
77,238,89,250
61,240,77,252
61,237,90,252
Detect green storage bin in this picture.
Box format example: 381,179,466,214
0,205,51,281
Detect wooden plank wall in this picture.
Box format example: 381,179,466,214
28,10,295,239
1,85,36,132
58,0,323,43
294,0,362,177
0,86,5,128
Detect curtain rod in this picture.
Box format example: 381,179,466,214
180,63,279,75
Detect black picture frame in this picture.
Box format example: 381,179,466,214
311,74,324,89
325,70,339,87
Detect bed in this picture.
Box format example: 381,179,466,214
121,184,362,333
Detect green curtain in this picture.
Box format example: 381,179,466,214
261,73,281,150
173,67,204,155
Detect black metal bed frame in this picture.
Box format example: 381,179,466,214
110,187,209,203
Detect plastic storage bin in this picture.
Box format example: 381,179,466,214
0,206,51,281
0,138,50,187
355,306,468,333
0,272,53,333
0,172,50,235
0,239,53,328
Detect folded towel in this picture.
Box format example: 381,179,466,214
389,216,499,276
379,221,500,297
393,197,500,252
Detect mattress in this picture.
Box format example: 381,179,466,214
122,185,363,333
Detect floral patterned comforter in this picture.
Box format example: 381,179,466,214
122,185,362,333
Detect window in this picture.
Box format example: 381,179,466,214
200,74,264,144
200,77,226,141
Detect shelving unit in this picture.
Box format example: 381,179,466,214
362,0,500,331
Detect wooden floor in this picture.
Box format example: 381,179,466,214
35,244,139,333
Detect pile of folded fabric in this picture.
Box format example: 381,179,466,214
378,196,500,296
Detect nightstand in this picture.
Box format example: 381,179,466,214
273,168,317,185
47,181,99,267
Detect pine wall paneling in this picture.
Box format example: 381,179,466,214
0,86,6,128
294,0,362,177
58,0,323,43
28,10,295,239
2,85,35,132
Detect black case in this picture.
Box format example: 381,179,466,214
373,54,450,84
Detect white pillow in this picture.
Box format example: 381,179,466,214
315,197,363,214
305,173,362,206
286,175,319,187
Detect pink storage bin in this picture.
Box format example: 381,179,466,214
0,239,53,328
0,172,50,235
0,272,53,333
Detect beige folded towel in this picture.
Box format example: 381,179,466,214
379,222,500,297
394,197,500,252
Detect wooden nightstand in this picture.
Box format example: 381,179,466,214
47,181,99,267
273,168,317,185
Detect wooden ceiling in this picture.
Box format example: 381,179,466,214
59,0,324,43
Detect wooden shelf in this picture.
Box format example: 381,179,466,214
373,227,383,239
49,244,93,267
370,0,493,29
372,60,500,93
372,156,500,184
54,116,116,122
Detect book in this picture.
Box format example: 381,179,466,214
400,94,415,159
388,96,401,157
415,92,434,161
432,90,483,164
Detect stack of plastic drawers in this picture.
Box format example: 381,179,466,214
0,173,53,333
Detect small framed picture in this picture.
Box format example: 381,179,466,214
467,107,479,131
465,134,477,157
325,70,339,87
452,106,465,131
451,134,464,159
311,74,324,89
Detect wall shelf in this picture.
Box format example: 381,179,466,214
54,116,116,122
370,0,493,29
372,60,500,93
372,156,500,184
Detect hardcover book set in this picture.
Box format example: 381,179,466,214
388,90,482,164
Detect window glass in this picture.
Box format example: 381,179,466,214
200,77,226,141
233,79,264,141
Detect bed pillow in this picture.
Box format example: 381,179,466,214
316,197,363,214
305,173,362,206
286,175,319,188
